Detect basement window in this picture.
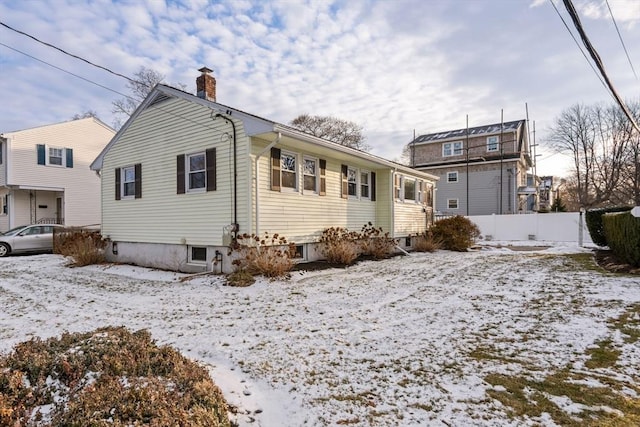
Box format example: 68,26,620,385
189,246,207,263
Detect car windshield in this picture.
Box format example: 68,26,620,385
3,226,28,236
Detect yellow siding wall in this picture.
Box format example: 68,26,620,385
101,98,250,246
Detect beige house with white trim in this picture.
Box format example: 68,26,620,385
0,118,115,232
90,68,438,273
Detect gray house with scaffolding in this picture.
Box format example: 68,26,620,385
409,120,535,216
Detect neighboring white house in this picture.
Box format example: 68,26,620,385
0,118,115,232
90,68,438,273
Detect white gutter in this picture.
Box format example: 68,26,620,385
391,168,397,238
254,132,281,235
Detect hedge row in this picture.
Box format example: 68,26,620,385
603,212,640,267
585,206,632,247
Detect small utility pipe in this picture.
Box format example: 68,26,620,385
215,113,238,236
254,133,281,235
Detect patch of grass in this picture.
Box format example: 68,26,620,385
0,327,230,426
609,303,640,344
486,370,640,426
585,339,621,369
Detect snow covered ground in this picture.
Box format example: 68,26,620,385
1,244,639,426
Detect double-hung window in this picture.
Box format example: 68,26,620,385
447,171,458,183
37,144,73,167
303,157,317,193
115,164,142,200
122,166,136,198
187,153,206,191
49,147,63,166
360,171,370,199
347,167,357,197
443,141,463,157
404,178,416,201
487,136,499,152
448,198,459,209
281,152,297,190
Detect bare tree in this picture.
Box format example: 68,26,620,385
111,67,167,129
72,110,99,120
289,114,369,151
549,103,633,208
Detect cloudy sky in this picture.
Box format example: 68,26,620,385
1,0,639,176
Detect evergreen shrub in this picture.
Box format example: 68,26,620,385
602,212,640,267
585,206,632,247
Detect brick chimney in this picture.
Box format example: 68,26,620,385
196,66,216,102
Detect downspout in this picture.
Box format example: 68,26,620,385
215,113,238,237
254,132,281,235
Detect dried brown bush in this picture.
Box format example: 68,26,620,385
430,216,480,251
230,232,296,278
0,327,230,426
319,227,360,265
54,227,107,266
413,231,442,252
359,222,397,259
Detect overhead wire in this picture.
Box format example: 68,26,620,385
605,0,638,81
561,0,640,133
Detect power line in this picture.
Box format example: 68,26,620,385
548,0,609,93
605,0,638,81
562,0,640,133
0,21,142,87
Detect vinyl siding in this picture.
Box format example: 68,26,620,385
252,139,381,242
2,118,114,226
101,98,250,246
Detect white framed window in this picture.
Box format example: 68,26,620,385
303,157,318,193
417,181,424,203
395,175,403,200
447,198,459,209
122,166,136,198
347,167,357,197
404,178,416,201
447,171,458,183
443,141,463,157
487,136,499,152
48,147,64,166
187,152,206,191
281,151,297,190
189,246,207,263
360,171,370,199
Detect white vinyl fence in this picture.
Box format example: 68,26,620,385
466,212,593,245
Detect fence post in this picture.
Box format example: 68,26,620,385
578,208,584,247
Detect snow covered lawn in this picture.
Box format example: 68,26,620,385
1,245,639,426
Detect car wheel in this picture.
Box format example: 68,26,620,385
0,243,9,257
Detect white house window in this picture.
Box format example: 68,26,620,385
443,141,463,157
189,246,207,263
447,198,459,209
303,157,317,193
395,175,403,200
487,136,499,152
122,166,136,198
404,178,416,201
347,167,357,197
417,181,424,203
48,147,63,166
281,152,297,190
360,171,370,199
187,152,206,191
447,171,458,183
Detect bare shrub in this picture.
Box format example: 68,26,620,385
0,327,230,426
413,231,443,252
430,216,480,251
54,228,107,266
359,222,397,259
319,227,360,265
230,232,296,278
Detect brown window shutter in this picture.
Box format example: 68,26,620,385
134,163,142,199
341,165,348,199
177,155,185,194
115,168,121,200
371,172,376,201
319,159,326,196
271,147,281,191
206,148,216,191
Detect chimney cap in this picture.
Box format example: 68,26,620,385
198,66,213,74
